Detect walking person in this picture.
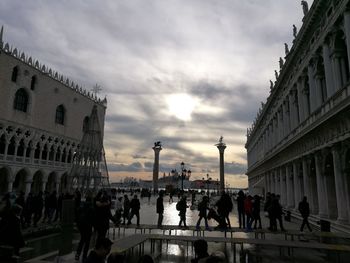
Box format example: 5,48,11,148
122,195,130,225
196,196,210,230
177,195,188,227
237,190,246,229
264,192,273,230
156,191,164,227
113,196,123,226
298,196,312,232
75,195,95,262
252,195,262,229
94,191,114,240
244,195,253,231
127,195,141,226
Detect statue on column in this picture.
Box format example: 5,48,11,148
293,25,297,38
301,1,309,16
284,43,289,56
279,57,284,70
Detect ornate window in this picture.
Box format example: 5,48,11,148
55,105,65,125
11,66,19,82
30,75,37,90
14,88,29,112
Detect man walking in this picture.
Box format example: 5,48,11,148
196,196,210,230
156,191,164,227
177,195,188,227
298,196,312,232
127,195,140,226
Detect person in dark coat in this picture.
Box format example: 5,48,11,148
264,192,272,230
122,195,130,225
15,191,25,227
0,204,25,255
298,196,312,232
216,193,233,228
127,195,141,226
191,239,209,263
33,191,44,227
75,195,95,262
236,190,245,228
94,191,114,240
196,196,210,230
156,191,164,227
85,237,113,263
53,193,63,222
252,195,262,229
177,196,188,227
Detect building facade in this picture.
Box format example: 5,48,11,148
0,27,107,196
246,0,350,224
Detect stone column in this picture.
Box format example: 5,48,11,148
332,145,348,223
323,42,335,97
3,139,9,159
307,64,317,113
216,142,227,193
152,143,162,193
41,180,47,192
7,180,13,193
302,158,310,201
293,161,301,209
286,165,294,208
279,168,286,206
288,93,295,130
296,79,305,122
275,170,280,195
25,180,33,197
315,153,328,218
344,11,350,75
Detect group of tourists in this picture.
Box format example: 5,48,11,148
236,190,262,231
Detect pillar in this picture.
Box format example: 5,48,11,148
286,165,294,208
152,143,162,192
323,42,335,97
275,170,280,195
315,153,328,218
332,145,348,222
279,168,287,206
7,180,13,193
42,181,47,192
293,161,301,209
307,64,317,113
302,158,310,202
25,180,32,197
344,11,350,75
297,79,305,122
217,142,226,193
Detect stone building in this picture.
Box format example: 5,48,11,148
0,26,107,196
246,0,350,224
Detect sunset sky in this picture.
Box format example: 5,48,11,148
0,0,311,188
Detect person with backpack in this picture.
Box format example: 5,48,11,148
196,196,210,230
177,195,188,227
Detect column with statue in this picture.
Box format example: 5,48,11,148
216,136,227,193
152,141,162,193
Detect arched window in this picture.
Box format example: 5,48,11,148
82,116,90,132
55,105,65,125
30,75,37,90
11,66,19,82
14,88,29,112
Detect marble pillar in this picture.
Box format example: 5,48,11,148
315,153,328,218
152,144,162,193
323,42,335,98
216,143,226,193
307,64,317,113
286,165,294,208
293,161,301,208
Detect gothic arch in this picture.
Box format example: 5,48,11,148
32,170,44,194
60,172,69,194
13,169,28,193
0,167,10,194
47,172,57,193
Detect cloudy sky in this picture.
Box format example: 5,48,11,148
0,0,312,188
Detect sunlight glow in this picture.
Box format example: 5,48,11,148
166,93,198,121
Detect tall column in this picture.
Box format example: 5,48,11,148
343,11,350,76
288,93,295,130
323,42,335,97
286,165,294,208
332,145,348,222
315,152,328,218
296,79,304,122
275,170,280,195
216,140,227,193
25,180,32,197
41,180,47,192
302,158,310,201
293,161,301,209
279,168,286,206
152,142,162,192
307,64,317,113
7,180,13,193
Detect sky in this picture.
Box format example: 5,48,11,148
0,0,312,188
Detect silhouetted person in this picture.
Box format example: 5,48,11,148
268,195,285,231
24,192,34,227
196,196,210,230
47,191,57,223
177,195,188,227
54,193,63,222
0,204,25,255
75,195,95,262
85,237,113,263
156,191,164,227
15,191,25,227
33,191,44,227
252,195,262,229
237,190,245,228
244,195,253,231
216,192,233,228
122,195,130,225
94,191,114,240
191,239,209,263
264,192,272,229
128,195,140,226
298,196,312,232
114,197,123,226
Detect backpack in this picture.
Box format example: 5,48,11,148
176,201,181,211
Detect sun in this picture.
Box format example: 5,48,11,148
166,93,197,121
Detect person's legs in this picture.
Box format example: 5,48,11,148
136,211,140,226
238,211,242,228
225,215,231,228
157,213,163,226
196,216,202,228
127,211,134,224
278,216,285,231
82,230,92,260
204,216,209,228
306,217,312,232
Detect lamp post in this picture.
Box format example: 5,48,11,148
179,162,191,192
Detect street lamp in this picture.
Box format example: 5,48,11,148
179,162,191,191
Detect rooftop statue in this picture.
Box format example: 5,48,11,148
301,1,309,16
293,24,297,38
284,43,289,55
270,80,274,90
154,141,162,147
279,57,284,69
